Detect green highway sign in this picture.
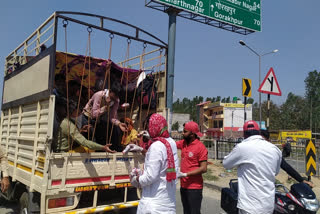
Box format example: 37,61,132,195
153,0,261,32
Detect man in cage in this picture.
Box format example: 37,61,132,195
52,96,115,153
82,81,127,151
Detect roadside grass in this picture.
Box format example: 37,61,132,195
203,168,219,181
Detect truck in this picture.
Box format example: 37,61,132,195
0,11,168,214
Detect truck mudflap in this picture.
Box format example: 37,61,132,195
64,200,139,214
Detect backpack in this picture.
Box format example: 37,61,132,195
136,74,157,109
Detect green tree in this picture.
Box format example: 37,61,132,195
279,92,308,130
304,70,320,132
247,98,254,104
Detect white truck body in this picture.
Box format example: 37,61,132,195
1,12,167,214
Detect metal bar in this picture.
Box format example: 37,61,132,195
7,13,55,59
166,11,177,132
56,11,167,46
57,13,167,48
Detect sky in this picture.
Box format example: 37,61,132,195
1,0,320,106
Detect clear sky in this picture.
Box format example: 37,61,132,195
1,0,320,106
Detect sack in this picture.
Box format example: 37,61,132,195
136,74,157,109
221,188,238,214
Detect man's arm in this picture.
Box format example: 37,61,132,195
223,145,242,169
62,119,106,151
0,147,8,178
186,161,207,176
0,146,9,193
138,143,163,187
280,157,314,187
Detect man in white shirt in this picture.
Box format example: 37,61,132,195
223,120,282,214
123,113,179,214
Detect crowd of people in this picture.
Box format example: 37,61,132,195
0,76,314,214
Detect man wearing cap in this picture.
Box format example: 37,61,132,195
176,121,208,214
82,82,127,151
223,120,282,214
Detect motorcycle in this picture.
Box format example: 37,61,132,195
221,179,319,214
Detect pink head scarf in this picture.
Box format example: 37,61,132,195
148,114,176,182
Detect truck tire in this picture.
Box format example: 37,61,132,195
19,191,40,214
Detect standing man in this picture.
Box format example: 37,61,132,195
123,113,179,214
176,121,208,214
223,120,282,214
0,145,9,193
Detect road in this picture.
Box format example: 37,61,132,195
0,186,225,214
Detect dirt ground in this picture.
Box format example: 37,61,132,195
204,159,320,199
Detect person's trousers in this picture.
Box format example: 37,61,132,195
180,188,203,214
80,114,122,151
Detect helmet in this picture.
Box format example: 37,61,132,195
243,120,260,138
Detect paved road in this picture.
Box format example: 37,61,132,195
0,186,225,214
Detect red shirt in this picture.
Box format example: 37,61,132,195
176,139,208,189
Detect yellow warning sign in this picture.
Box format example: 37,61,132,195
242,78,252,97
306,140,316,176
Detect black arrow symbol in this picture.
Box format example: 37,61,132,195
267,77,274,92
244,79,251,96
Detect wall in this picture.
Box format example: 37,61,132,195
172,113,191,132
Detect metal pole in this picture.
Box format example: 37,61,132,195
244,97,247,122
259,55,262,127
267,94,270,130
167,11,177,133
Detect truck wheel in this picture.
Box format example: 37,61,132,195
19,192,40,214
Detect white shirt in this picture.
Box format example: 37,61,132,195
223,135,282,214
137,137,179,214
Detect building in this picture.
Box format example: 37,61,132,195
198,101,252,138
171,113,190,132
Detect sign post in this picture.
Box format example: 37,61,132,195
242,78,251,122
258,67,281,129
306,140,316,177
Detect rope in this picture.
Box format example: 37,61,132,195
91,34,113,142
87,27,92,140
130,43,146,119
69,27,91,151
89,34,114,144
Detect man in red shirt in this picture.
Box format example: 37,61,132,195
176,121,208,214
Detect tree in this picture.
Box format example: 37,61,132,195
247,98,254,104
279,92,308,130
172,121,179,131
260,100,281,130
304,70,320,132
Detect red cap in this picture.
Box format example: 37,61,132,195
243,120,260,132
184,121,203,137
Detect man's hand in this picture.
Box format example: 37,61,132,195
1,177,9,193
103,144,116,153
80,124,92,133
130,168,142,177
122,144,143,154
119,123,128,132
303,180,314,188
177,171,187,178
130,175,140,188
